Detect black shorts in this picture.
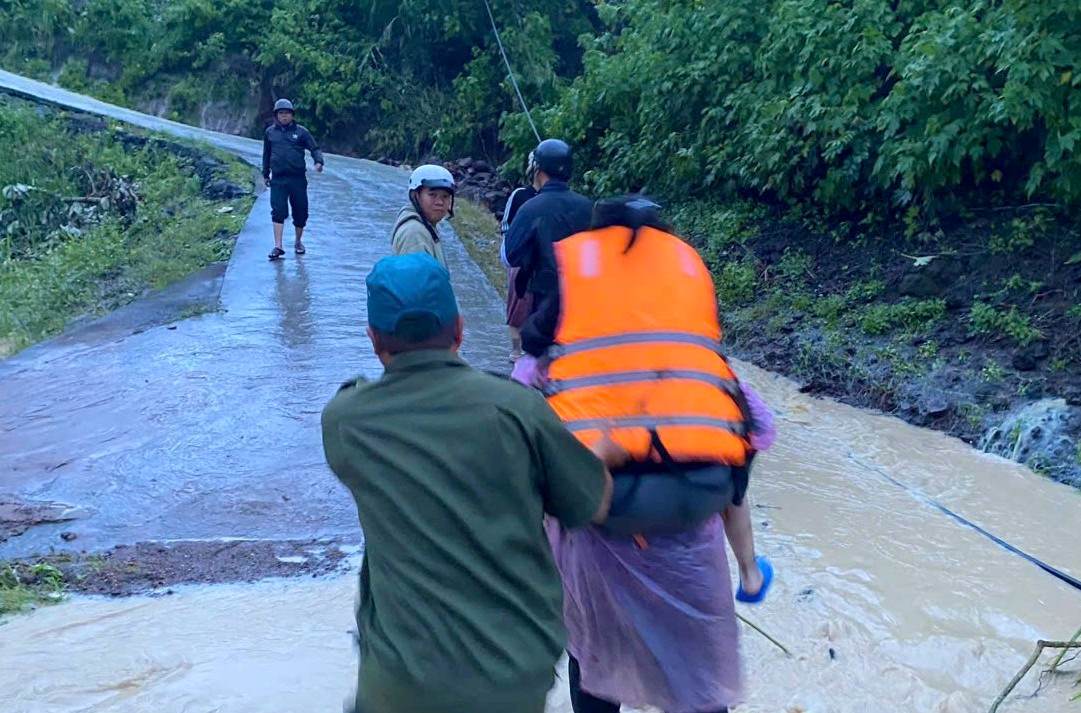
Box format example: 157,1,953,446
269,174,309,227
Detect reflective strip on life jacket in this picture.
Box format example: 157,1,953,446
548,331,723,358
544,369,739,396
564,414,747,436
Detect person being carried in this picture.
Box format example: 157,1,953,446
517,195,776,713
262,98,324,260
391,165,456,271
501,138,592,360
321,252,620,713
501,154,540,361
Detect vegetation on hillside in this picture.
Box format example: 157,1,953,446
531,1,1081,220
0,96,252,354
0,0,596,161
3,0,1079,222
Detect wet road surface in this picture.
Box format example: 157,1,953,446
0,69,507,557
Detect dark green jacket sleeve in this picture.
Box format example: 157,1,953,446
321,383,360,488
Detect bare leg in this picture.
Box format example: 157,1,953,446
273,222,285,251
722,499,763,596
509,326,523,360
294,225,305,252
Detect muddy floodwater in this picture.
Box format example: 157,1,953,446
3,367,1080,712
1,70,1080,713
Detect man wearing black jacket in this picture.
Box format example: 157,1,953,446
262,98,324,261
501,139,592,356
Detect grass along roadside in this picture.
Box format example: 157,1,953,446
0,562,66,618
450,198,505,291
0,95,254,356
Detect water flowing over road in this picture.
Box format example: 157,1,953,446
0,69,508,557
1,70,1079,713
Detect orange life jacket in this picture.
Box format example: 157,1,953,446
545,225,750,466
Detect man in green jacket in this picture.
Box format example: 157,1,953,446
321,253,618,713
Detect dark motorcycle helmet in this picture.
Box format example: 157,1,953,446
529,139,573,181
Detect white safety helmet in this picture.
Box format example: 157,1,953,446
408,164,456,194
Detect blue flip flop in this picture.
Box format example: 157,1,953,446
736,556,774,604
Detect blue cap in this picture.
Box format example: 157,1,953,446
366,253,459,341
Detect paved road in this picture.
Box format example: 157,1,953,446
0,70,508,557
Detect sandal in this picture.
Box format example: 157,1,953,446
294,242,306,255
268,247,285,261
736,556,774,604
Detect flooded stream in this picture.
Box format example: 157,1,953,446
1,71,1079,713
3,365,1079,712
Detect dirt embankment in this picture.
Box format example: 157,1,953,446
689,206,1081,487
33,540,352,596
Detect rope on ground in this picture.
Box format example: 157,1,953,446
736,612,792,658
846,450,1081,594
988,640,1081,713
481,0,542,142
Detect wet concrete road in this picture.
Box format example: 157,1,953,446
0,70,508,557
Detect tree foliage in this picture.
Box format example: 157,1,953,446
3,0,1081,214
523,0,1081,215
0,0,595,160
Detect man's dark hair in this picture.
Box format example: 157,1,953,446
372,321,459,355
591,195,671,252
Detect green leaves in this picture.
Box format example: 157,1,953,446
4,0,1081,209
520,0,1081,216
1,0,594,160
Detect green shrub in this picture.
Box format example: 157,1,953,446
968,302,1044,346
846,279,886,303
788,291,814,313
859,298,946,336
526,0,1081,215
775,249,813,283
670,201,764,268
57,57,90,91
0,98,250,353
981,361,1007,383
6,0,1081,219
0,0,594,160
715,260,758,308
811,294,848,324
167,78,203,123
1,562,66,616
1002,273,1044,295
989,214,1053,255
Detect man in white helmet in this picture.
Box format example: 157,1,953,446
391,165,456,271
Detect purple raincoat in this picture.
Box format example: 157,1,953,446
547,517,743,712
515,363,761,712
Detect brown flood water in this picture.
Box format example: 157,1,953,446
3,363,1079,713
